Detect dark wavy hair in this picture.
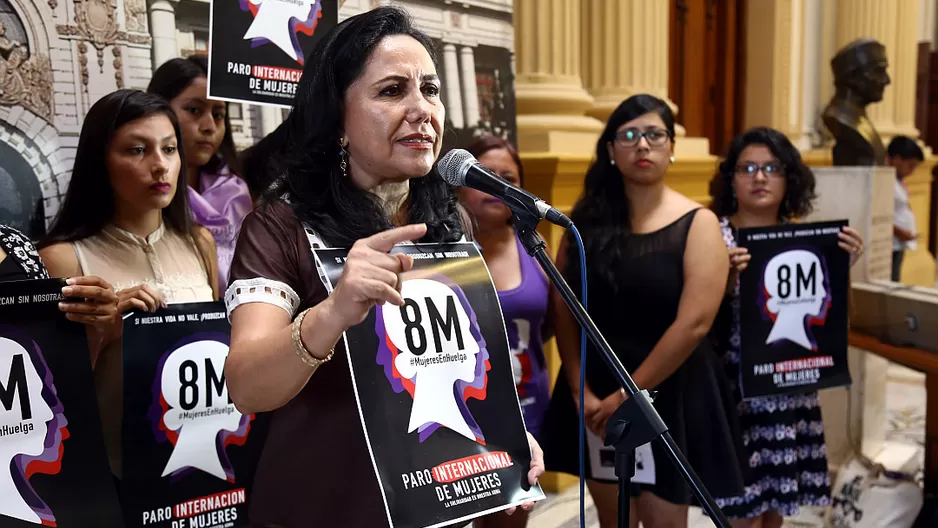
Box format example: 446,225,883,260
270,6,463,246
565,94,675,287
709,127,816,221
147,55,243,179
41,90,194,247
241,119,288,197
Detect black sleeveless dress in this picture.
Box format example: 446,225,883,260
541,209,748,504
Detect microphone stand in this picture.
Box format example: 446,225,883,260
511,212,731,528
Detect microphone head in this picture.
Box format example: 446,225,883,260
437,148,475,187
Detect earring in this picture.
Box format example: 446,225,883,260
670,156,675,164
730,187,738,211
610,159,616,166
338,137,348,178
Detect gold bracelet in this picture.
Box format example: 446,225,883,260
291,308,335,368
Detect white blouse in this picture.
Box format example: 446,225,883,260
72,222,214,478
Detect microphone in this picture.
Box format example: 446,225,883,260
437,149,573,229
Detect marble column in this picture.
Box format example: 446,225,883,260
580,0,672,122
834,0,919,139
459,46,480,129
260,106,283,137
891,0,920,139
149,0,179,70
442,44,464,129
514,0,602,154
921,0,936,49
743,0,806,143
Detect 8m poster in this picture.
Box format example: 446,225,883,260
121,302,267,528
737,221,851,399
207,0,338,107
0,279,123,527
313,243,544,528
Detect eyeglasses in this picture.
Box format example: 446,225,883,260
613,128,672,148
734,162,785,178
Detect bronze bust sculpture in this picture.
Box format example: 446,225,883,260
821,38,891,166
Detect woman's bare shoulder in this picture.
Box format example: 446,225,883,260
38,242,82,278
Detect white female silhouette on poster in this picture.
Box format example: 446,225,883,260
762,249,831,351
737,221,850,399
378,277,490,444
0,336,68,526
156,339,251,482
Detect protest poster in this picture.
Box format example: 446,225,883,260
122,302,267,528
0,278,124,528
737,220,851,399
313,242,544,528
207,0,338,107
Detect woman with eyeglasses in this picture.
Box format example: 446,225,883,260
541,94,747,528
708,127,863,528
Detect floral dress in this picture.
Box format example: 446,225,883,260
713,217,832,519
0,224,49,281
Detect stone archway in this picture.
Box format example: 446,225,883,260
0,137,45,239
0,117,58,239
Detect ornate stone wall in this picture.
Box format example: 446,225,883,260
0,0,516,238
0,0,156,237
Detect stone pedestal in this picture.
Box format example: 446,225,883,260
804,166,895,282
802,166,896,469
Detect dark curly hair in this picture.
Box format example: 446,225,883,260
565,94,675,290
709,127,816,221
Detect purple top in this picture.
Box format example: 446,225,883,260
187,166,252,293
496,233,551,440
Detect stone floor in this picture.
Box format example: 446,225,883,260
527,362,927,528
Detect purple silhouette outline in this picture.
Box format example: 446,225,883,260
238,0,322,64
375,273,490,443
147,332,251,483
0,324,68,526
756,245,834,351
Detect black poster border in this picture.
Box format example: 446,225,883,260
312,242,544,528
736,220,852,399
206,0,338,108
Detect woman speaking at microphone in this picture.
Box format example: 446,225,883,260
223,7,543,527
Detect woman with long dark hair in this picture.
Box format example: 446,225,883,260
709,127,863,528
148,55,252,294
540,94,747,527
459,135,551,528
223,7,542,526
38,89,217,479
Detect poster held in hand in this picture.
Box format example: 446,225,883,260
313,242,545,528
207,0,338,107
122,302,267,528
0,279,124,528
737,220,851,399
